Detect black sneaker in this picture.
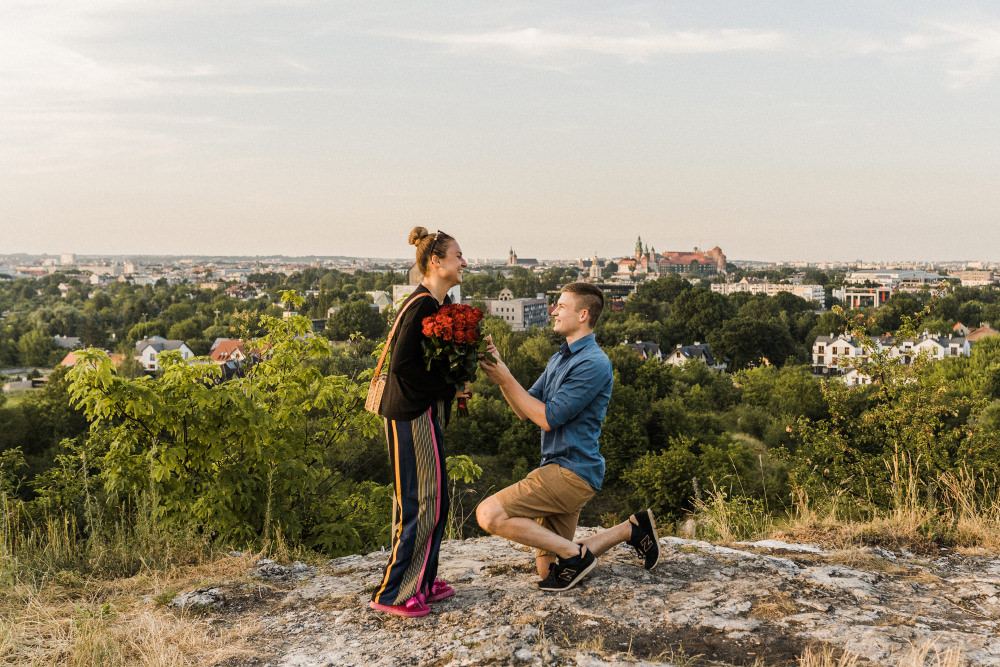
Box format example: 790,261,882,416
628,509,660,570
538,545,597,592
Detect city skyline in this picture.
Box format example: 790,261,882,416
3,2,1000,262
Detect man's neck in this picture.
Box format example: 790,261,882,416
564,328,593,347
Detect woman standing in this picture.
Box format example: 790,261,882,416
370,227,469,617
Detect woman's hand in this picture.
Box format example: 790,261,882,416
455,381,472,399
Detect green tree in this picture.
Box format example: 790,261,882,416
789,307,991,516
17,329,56,366
67,294,389,555
326,300,387,341
708,316,795,370
666,289,735,343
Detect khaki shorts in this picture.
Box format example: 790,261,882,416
494,463,597,557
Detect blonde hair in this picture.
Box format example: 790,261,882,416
409,227,454,275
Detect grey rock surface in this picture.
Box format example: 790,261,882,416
170,586,225,609
199,530,1000,666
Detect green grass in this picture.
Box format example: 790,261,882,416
1,391,31,408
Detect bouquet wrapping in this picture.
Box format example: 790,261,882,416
421,303,487,416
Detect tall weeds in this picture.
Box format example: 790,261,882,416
1,489,210,592
780,453,1000,551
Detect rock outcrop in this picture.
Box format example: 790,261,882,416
199,529,1000,666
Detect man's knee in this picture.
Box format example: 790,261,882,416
476,496,505,534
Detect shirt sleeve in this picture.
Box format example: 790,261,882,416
543,354,613,429
527,366,547,400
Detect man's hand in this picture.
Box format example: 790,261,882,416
483,335,500,364
478,335,551,430
480,355,512,386
480,335,511,386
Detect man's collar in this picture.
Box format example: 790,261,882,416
560,333,595,356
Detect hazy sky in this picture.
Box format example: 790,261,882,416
2,1,1000,262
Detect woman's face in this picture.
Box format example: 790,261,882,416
431,240,467,287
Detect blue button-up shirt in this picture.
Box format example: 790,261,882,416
527,333,614,490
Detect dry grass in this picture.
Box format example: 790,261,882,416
749,591,801,621
0,551,266,667
798,646,860,667
895,643,963,667
770,460,1000,556
798,642,962,667
1,597,257,667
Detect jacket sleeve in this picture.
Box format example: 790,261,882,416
390,297,455,399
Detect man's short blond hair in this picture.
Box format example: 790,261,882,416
560,283,604,328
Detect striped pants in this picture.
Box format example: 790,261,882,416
372,403,449,606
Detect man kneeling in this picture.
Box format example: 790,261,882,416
477,283,660,591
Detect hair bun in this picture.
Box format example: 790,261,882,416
408,226,430,246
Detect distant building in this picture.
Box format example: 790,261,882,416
891,332,970,364
508,248,538,267
812,331,971,379
833,286,893,309
60,350,126,368
60,253,75,266
3,379,37,393
625,341,663,361
665,342,726,371
950,270,995,287
711,279,825,308
578,252,604,279
475,296,549,331
53,335,81,349
812,333,865,375
209,340,247,364
366,291,393,313
226,283,266,300
845,270,944,288
618,236,726,277
962,322,1000,342
135,336,195,371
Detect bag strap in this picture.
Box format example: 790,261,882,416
372,292,434,378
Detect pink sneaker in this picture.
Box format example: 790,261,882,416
369,593,430,617
424,578,455,603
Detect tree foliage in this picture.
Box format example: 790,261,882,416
66,292,389,554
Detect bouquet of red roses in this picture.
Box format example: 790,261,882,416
421,303,487,416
